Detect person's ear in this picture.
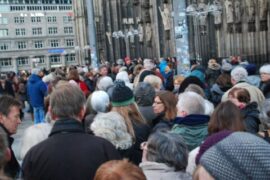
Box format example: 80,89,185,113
78,107,86,121
48,106,57,121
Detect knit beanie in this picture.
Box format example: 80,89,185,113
111,80,134,107
195,130,232,165
200,132,270,179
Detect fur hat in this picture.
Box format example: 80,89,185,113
231,66,248,83
111,80,134,107
200,132,270,179
259,64,270,74
208,59,221,70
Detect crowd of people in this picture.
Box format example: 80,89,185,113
0,56,270,179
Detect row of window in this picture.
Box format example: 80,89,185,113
13,16,73,24
0,39,74,50
0,26,73,37
0,54,76,67
10,5,72,11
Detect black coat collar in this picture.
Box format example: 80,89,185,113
49,118,84,137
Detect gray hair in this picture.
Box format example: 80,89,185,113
231,66,248,83
185,84,205,98
177,92,205,115
91,91,110,113
96,76,114,91
91,112,132,150
143,59,155,70
31,68,42,75
143,75,162,91
50,82,86,119
146,131,189,171
260,99,270,129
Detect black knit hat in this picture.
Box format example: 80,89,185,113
111,80,134,107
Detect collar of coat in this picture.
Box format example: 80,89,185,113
173,114,210,126
49,118,84,137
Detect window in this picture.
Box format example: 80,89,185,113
32,28,42,35
50,55,61,64
64,27,73,34
34,40,43,48
0,29,8,37
0,42,9,51
50,39,59,47
65,54,75,62
14,17,24,23
15,28,26,36
65,39,74,47
63,16,72,23
17,41,27,49
17,57,29,66
0,17,8,24
47,16,57,23
48,27,57,34
31,17,41,23
34,56,45,64
0,58,12,67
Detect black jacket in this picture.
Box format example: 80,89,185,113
22,118,120,180
0,125,20,178
241,102,260,134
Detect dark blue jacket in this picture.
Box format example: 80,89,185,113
27,74,47,107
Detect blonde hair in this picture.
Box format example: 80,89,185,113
144,75,162,91
112,103,146,140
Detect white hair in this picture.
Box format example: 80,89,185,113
177,92,205,115
116,71,133,90
96,76,114,91
91,112,132,150
204,99,214,116
31,68,42,75
91,91,110,113
259,64,270,74
231,66,248,83
143,75,162,91
143,59,155,70
20,123,52,160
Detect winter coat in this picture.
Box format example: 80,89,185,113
163,70,174,91
22,118,120,180
205,68,221,88
0,125,20,179
0,81,15,97
129,121,151,165
27,74,47,107
140,161,192,180
138,106,157,125
222,82,265,110
171,114,210,151
152,113,173,133
260,81,270,99
210,83,230,106
241,102,260,134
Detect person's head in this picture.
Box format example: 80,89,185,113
216,73,232,88
208,101,244,135
185,84,205,98
90,91,110,113
96,76,114,91
141,131,188,171
153,91,177,120
31,68,44,78
133,64,143,76
67,69,80,81
230,66,248,85
174,76,185,91
195,132,270,179
228,87,250,109
259,64,270,83
99,65,108,76
143,75,162,91
0,127,10,170
94,159,146,180
134,82,155,107
111,80,145,139
91,112,132,150
116,71,131,84
260,99,270,129
177,92,205,117
0,96,21,135
178,76,205,94
143,59,155,70
20,123,52,160
49,82,86,121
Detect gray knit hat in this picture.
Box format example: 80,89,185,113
200,132,270,180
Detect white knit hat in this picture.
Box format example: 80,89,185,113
259,64,270,74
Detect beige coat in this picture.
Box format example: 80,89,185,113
139,161,192,180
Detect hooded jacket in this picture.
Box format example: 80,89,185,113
27,74,47,107
241,102,260,134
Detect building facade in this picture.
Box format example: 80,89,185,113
0,0,79,73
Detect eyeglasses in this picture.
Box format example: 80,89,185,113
140,141,148,150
